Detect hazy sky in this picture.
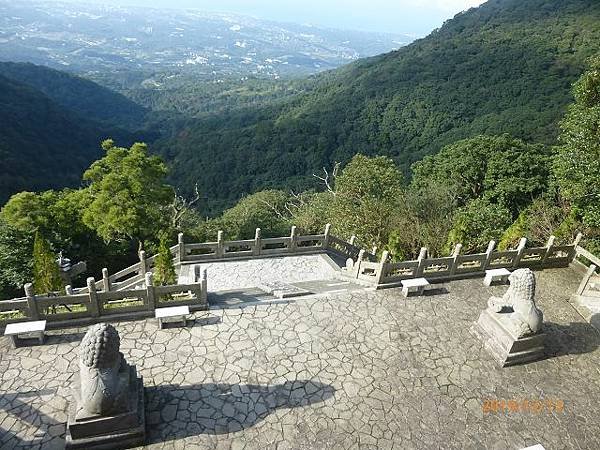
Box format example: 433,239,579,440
61,0,487,35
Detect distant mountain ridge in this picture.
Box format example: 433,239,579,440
2,0,600,215
0,71,146,204
156,0,600,212
0,62,148,129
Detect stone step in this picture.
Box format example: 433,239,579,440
504,346,546,366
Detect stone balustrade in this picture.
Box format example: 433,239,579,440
344,234,586,288
1,224,593,328
0,272,208,329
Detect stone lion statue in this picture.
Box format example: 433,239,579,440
487,268,543,338
79,323,128,415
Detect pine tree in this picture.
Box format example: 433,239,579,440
32,231,63,295
153,233,176,287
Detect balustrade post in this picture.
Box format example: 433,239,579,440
571,232,584,261
145,272,156,311
483,240,496,270
577,264,597,296
139,250,147,278
349,235,356,246
416,247,428,277
102,268,111,292
289,226,298,253
355,249,365,278
253,228,262,256
178,232,185,263
376,250,390,284
542,235,556,267
200,268,208,307
450,243,462,276
323,223,331,249
86,277,100,318
217,231,225,258
24,283,40,321
513,238,527,268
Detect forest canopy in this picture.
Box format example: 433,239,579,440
1,0,599,302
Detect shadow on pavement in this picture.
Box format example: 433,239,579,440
145,380,335,441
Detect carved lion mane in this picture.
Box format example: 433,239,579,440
79,323,126,415
488,268,543,338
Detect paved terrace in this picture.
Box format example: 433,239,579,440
177,254,342,291
1,267,600,449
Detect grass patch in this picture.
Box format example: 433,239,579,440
43,304,87,315
158,292,196,304
103,297,145,310
0,310,27,322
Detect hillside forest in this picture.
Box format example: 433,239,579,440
2,0,600,211
0,0,599,300
0,57,598,300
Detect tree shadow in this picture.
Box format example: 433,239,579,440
159,316,222,329
190,316,222,327
589,313,600,333
208,289,275,307
145,380,335,442
423,286,449,296
543,321,600,358
208,289,301,310
45,331,86,345
0,388,62,448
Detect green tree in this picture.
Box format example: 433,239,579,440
0,191,57,236
386,182,457,259
411,135,552,215
411,137,491,204
32,231,63,295
153,233,177,287
0,219,33,299
445,198,512,253
554,56,600,229
288,191,333,235
1,188,131,279
219,190,291,239
331,154,404,248
82,140,173,250
498,196,570,250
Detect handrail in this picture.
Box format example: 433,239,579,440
575,246,600,267
343,235,585,287
0,273,208,328
1,224,372,306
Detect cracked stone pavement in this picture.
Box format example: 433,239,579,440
1,267,600,449
177,254,339,291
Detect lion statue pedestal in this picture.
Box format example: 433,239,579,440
471,268,546,367
66,323,145,449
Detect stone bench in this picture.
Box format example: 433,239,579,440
484,268,511,286
155,306,190,329
401,278,430,297
4,320,46,348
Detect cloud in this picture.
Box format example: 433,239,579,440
66,0,489,34
316,0,487,16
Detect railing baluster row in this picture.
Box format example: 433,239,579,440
345,234,586,286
